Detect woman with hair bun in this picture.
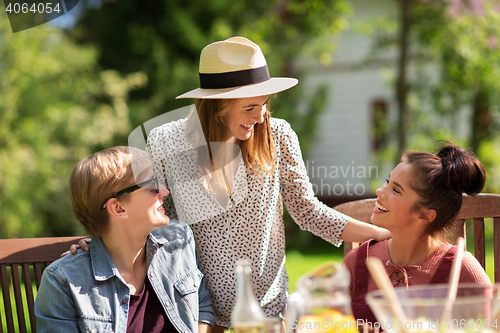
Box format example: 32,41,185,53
343,142,491,326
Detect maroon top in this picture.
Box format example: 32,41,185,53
127,278,176,333
350,239,456,328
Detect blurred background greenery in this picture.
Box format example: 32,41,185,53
0,0,354,238
1,0,499,274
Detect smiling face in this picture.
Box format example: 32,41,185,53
119,170,170,233
223,95,270,142
371,162,425,231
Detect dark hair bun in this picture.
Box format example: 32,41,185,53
437,143,486,196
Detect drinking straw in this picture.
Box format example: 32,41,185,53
366,257,410,333
440,237,465,325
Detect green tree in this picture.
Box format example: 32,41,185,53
408,0,500,194
359,1,500,173
0,11,146,238
411,0,500,151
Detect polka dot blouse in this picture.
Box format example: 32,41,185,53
147,117,350,326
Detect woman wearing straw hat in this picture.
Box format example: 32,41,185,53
71,36,391,332
147,36,392,331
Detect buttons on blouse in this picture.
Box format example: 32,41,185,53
121,300,126,305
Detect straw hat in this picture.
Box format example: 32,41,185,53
176,37,298,99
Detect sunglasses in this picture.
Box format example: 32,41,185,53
102,175,159,209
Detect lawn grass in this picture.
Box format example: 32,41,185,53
471,235,495,282
285,249,344,292
0,265,37,333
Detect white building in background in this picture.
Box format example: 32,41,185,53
302,0,471,205
301,0,399,204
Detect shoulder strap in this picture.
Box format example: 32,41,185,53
353,239,378,303
429,245,457,284
351,239,379,326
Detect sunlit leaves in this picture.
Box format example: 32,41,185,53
0,12,146,238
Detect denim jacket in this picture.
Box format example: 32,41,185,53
35,220,216,333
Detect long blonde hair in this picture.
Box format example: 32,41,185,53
193,98,276,175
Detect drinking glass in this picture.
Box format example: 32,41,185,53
286,262,358,333
366,283,500,333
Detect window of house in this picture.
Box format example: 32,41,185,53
371,99,388,152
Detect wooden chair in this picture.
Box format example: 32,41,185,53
334,193,500,282
0,236,83,333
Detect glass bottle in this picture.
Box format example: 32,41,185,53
231,259,265,333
